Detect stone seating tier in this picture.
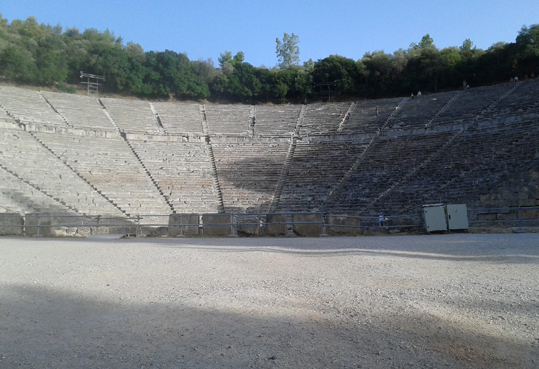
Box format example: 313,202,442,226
152,102,204,134
0,128,124,216
339,98,401,134
325,132,458,213
41,92,115,130
485,80,539,119
129,140,218,214
253,105,302,136
101,98,161,134
434,83,514,125
385,119,539,212
388,91,457,129
277,139,371,212
205,105,251,135
212,141,290,213
0,86,66,126
1,80,538,218
32,132,171,216
299,102,351,135
0,167,75,214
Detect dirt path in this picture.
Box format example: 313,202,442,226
0,234,538,368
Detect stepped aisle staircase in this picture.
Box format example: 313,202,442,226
98,101,175,215
268,105,306,213
200,105,226,213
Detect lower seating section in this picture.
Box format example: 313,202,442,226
41,92,114,130
254,105,301,136
379,119,539,215
101,98,161,133
326,132,458,214
300,102,351,135
0,128,124,216
0,166,75,214
153,102,204,134
212,140,290,213
277,139,370,212
129,140,218,213
33,132,171,216
0,86,66,126
205,104,251,134
340,98,401,134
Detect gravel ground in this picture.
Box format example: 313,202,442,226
0,234,538,368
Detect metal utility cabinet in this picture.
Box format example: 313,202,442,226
423,204,447,232
422,203,469,232
446,204,469,230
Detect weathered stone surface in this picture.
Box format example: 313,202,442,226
202,214,232,237
0,214,24,235
292,213,324,236
263,214,287,236
168,214,200,237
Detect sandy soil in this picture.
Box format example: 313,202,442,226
0,234,538,368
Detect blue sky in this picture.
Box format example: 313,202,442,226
2,0,538,67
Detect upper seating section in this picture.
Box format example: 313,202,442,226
388,91,457,130
300,102,351,135
339,98,401,134
254,105,301,136
101,98,161,134
153,102,204,134
434,83,514,125
41,91,115,130
486,79,539,118
205,104,251,135
0,86,65,126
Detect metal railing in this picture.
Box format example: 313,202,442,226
468,206,539,229
1,207,537,237
0,212,421,237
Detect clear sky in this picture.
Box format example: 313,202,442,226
2,0,538,67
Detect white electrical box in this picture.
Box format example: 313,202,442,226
446,204,468,230
423,204,447,232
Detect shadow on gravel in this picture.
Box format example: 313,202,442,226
3,234,539,264
1,284,536,369
126,234,539,264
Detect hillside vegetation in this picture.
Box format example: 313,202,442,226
0,14,537,102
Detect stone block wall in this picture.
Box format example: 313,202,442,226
168,214,200,237
0,214,24,235
474,166,539,223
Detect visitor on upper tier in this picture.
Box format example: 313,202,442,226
411,92,415,99
531,73,535,79
463,80,467,89
417,90,422,97
375,106,379,116
514,76,519,82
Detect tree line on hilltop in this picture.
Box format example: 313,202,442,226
0,14,538,103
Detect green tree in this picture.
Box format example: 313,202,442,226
276,33,300,69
